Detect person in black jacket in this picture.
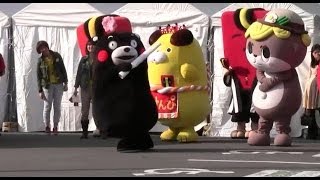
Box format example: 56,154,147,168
74,41,99,139
301,44,320,139
36,40,68,135
0,53,5,76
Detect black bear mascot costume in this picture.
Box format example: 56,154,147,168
77,15,158,152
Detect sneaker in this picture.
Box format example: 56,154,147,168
53,127,58,135
45,126,51,133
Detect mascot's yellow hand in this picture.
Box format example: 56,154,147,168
180,63,199,82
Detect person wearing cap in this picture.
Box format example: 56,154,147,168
73,41,100,139
0,53,5,76
36,40,68,135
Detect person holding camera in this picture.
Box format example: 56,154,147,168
74,41,99,139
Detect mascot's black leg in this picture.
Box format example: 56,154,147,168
300,114,310,126
80,120,89,139
117,133,154,153
99,130,108,139
306,116,318,140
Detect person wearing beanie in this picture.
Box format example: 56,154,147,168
36,40,68,135
73,41,100,139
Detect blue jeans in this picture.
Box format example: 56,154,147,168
43,83,64,128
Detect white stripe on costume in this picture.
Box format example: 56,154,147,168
230,78,239,113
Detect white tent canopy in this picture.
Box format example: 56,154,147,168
113,3,210,59
12,3,103,27
12,3,103,132
0,10,10,128
207,3,320,137
113,3,210,132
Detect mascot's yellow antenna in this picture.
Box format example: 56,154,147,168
88,16,98,41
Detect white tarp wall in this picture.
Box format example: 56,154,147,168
12,3,103,132
207,3,320,137
113,3,210,132
0,11,9,128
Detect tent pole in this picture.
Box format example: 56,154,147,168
2,17,18,132
202,23,215,137
200,17,214,137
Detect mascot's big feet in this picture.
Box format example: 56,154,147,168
160,128,178,141
274,133,292,146
176,127,198,143
231,122,247,139
247,131,271,146
117,134,154,153
231,130,246,139
245,122,259,139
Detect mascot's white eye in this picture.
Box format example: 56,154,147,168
261,46,270,62
130,40,138,48
108,41,118,50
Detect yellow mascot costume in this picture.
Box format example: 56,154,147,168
147,24,211,142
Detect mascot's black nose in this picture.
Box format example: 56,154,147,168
124,47,130,52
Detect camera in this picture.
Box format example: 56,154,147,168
69,94,80,106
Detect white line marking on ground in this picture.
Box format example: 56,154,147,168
188,159,320,165
312,153,320,157
132,168,234,176
244,170,279,177
290,171,320,177
244,170,320,177
222,150,303,155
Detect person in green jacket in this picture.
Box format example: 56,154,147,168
36,40,68,135
73,41,99,139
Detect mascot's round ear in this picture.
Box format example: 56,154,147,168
234,8,263,31
149,29,162,45
170,29,193,46
234,8,250,30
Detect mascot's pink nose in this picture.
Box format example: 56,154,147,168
97,50,109,62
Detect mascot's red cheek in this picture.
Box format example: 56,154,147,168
139,47,145,55
97,50,109,62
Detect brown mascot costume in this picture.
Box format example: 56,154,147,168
245,9,311,146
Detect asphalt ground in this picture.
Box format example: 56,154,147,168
0,132,319,177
